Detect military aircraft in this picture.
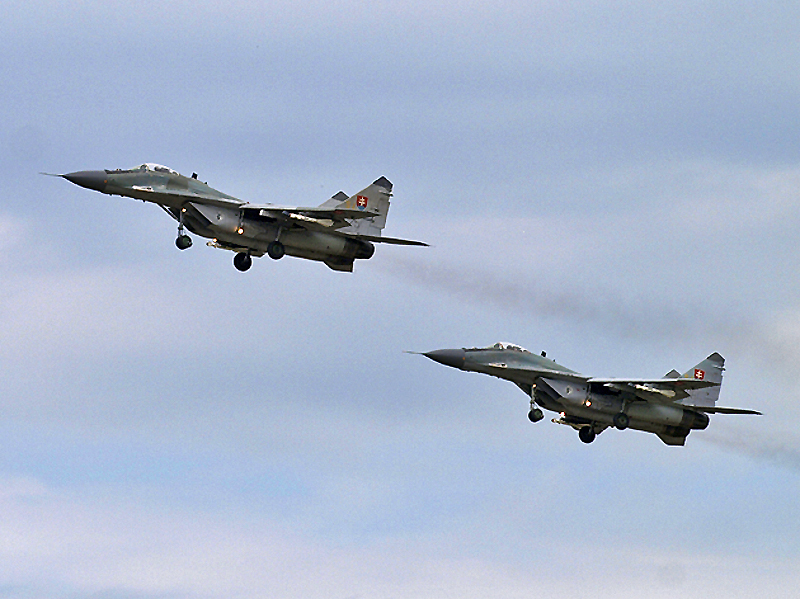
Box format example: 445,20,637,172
420,342,760,445
53,163,426,272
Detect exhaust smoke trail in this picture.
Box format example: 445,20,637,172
700,425,800,474
379,253,742,342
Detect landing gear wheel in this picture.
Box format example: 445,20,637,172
175,234,192,250
528,408,544,423
233,252,252,272
579,426,596,444
267,241,285,260
613,412,630,430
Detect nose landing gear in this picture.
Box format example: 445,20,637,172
176,233,192,250
175,207,192,250
528,398,544,422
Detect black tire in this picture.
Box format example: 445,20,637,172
175,235,192,250
233,252,252,272
528,408,544,423
613,412,630,430
578,426,596,444
267,241,285,260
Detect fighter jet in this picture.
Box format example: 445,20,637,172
53,163,426,272
421,342,760,445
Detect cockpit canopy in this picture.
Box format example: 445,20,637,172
108,163,179,175
136,163,179,174
491,342,531,353
468,342,532,353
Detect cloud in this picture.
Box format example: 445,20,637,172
0,215,24,265
0,266,195,362
1,473,796,599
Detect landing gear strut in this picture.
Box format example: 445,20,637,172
175,207,192,250
528,397,544,422
233,252,252,272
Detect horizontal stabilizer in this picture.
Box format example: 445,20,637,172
350,233,429,246
685,406,762,415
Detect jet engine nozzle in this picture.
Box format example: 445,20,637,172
683,409,710,430
348,239,375,260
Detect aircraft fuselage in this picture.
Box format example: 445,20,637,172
60,164,388,272
420,343,748,446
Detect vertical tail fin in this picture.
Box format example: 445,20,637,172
333,177,393,237
680,352,725,407
318,191,350,209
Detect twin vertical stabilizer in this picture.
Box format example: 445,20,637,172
678,353,725,407
333,177,393,238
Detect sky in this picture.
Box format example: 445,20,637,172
1,1,799,597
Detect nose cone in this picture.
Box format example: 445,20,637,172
423,348,466,369
62,170,108,192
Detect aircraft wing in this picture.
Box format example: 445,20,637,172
242,205,379,225
122,184,245,208
238,205,429,244
589,377,719,402
479,364,589,385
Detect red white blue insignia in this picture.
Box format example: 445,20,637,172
356,195,368,210
694,368,705,380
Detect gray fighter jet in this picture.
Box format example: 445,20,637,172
54,163,426,272
421,342,760,445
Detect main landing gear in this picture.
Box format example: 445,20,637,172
613,412,630,430
236,241,282,271
267,241,285,260
233,252,252,272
